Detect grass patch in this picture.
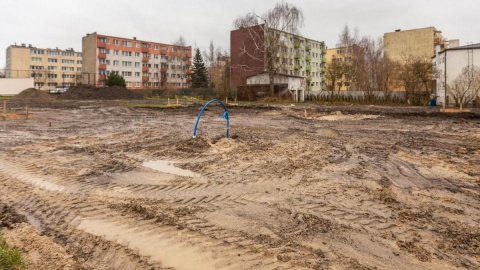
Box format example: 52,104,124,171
0,234,26,269
0,96,12,100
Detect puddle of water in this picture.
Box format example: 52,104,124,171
142,160,199,178
75,217,221,270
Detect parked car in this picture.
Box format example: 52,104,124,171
49,88,67,94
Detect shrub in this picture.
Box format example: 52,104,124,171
106,73,126,87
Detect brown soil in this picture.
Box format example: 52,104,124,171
9,88,55,103
0,101,479,270
59,85,143,100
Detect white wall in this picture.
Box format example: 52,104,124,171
0,78,34,96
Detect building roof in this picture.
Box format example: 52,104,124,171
446,43,480,51
246,72,305,79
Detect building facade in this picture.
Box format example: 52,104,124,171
231,25,327,96
433,43,480,106
82,33,192,89
325,47,355,91
6,44,82,90
384,27,456,63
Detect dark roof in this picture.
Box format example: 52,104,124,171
246,71,305,79
446,43,480,51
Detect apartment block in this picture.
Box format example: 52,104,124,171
6,44,82,90
384,27,452,63
325,47,355,91
82,33,192,89
231,25,327,94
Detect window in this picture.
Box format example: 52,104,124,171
30,65,44,70
135,52,140,57
135,62,140,67
113,39,119,45
47,66,57,71
77,67,82,72
99,37,109,44
154,45,159,50
122,40,132,47
154,54,159,59
31,57,42,62
122,71,132,77
121,61,132,67
122,51,132,56
47,74,57,79
77,60,82,64
113,60,119,66
62,51,74,57
136,43,140,48
135,72,140,77
47,50,59,56
135,82,140,87
114,50,119,55
30,49,44,55
62,59,75,64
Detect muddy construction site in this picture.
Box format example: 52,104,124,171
0,99,479,269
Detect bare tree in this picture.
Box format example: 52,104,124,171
233,2,304,95
449,66,480,110
173,35,188,89
398,55,434,105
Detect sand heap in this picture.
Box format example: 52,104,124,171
59,85,142,100
9,88,55,103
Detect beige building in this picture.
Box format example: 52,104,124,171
6,44,82,90
82,33,192,89
325,47,355,91
384,27,455,63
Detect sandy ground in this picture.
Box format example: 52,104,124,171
0,101,479,270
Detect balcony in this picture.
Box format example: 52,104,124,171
99,74,106,81
160,49,168,55
160,67,168,73
306,55,312,61
294,42,300,48
142,76,149,82
294,53,301,59
294,64,301,70
306,44,311,51
142,47,150,53
321,58,326,64
321,48,327,55
98,64,107,70
142,66,149,72
97,41,107,48
307,75,312,82
98,53,107,59
142,57,149,62
306,66,312,72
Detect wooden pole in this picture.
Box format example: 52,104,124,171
2,100,6,115
168,98,170,105
25,104,29,119
176,98,178,105
226,97,228,105
304,109,307,119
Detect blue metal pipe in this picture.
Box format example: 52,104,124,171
193,99,229,139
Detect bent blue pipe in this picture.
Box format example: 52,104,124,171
193,99,229,139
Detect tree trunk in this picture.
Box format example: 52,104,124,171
269,70,275,96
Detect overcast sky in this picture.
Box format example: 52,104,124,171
1,0,479,67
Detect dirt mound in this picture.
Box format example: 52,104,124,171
59,85,143,100
10,88,55,102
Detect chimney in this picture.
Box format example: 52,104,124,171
395,29,401,32
133,37,137,40
21,43,25,47
28,44,32,48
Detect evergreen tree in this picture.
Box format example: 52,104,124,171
106,72,126,87
191,48,208,88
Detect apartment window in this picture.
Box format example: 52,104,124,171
136,43,140,48
135,62,140,67
126,82,132,87
99,59,106,64
77,67,82,72
47,66,57,71
77,60,82,64
122,51,132,56
113,39,119,45
154,73,159,78
135,72,140,77
122,71,132,77
99,37,109,44
122,40,132,47
114,50,119,55
62,52,74,57
30,65,44,70
154,64,159,68
30,49,44,55
135,82,140,87
154,45,159,50
121,61,132,67
171,74,175,78
154,82,159,87
62,59,75,64
47,74,57,79
47,50,59,56
135,52,140,57
154,54,159,59
113,60,119,66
